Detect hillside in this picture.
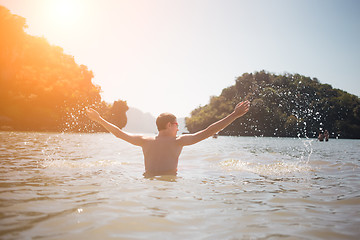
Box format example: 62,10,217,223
123,108,188,134
185,71,360,139
123,107,157,133
0,6,130,132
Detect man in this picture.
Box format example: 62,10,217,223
86,100,250,176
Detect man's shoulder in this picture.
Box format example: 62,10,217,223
176,134,194,140
142,136,156,141
175,134,197,146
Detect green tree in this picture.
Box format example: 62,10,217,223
186,71,360,139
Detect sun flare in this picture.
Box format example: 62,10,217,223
46,0,82,27
53,1,76,19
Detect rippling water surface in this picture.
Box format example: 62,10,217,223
1,131,359,239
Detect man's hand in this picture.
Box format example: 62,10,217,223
86,108,101,122
86,107,146,146
233,101,250,118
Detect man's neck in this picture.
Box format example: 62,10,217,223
157,130,175,138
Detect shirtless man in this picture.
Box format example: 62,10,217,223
86,100,250,176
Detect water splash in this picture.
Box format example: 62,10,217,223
300,137,314,164
220,159,313,177
62,106,89,132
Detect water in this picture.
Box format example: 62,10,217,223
1,131,359,240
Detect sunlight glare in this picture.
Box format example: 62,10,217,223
54,1,75,19
47,0,82,27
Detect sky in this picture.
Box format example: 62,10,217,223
1,0,359,118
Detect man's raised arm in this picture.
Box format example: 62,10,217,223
86,108,145,146
177,101,250,146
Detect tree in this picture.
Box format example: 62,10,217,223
109,100,129,129
186,71,360,139
0,6,113,132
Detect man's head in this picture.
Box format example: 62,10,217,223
156,113,177,131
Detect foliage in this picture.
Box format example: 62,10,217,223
108,100,129,129
0,6,128,132
186,70,360,139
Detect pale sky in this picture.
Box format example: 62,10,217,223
1,0,359,118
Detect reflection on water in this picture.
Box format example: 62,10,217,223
0,132,359,239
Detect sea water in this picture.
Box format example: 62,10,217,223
0,131,359,239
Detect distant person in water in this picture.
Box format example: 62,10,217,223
86,101,250,177
324,130,329,141
318,131,324,141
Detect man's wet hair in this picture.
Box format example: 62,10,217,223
156,113,176,131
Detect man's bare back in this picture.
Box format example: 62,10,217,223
141,136,183,176
86,101,250,176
